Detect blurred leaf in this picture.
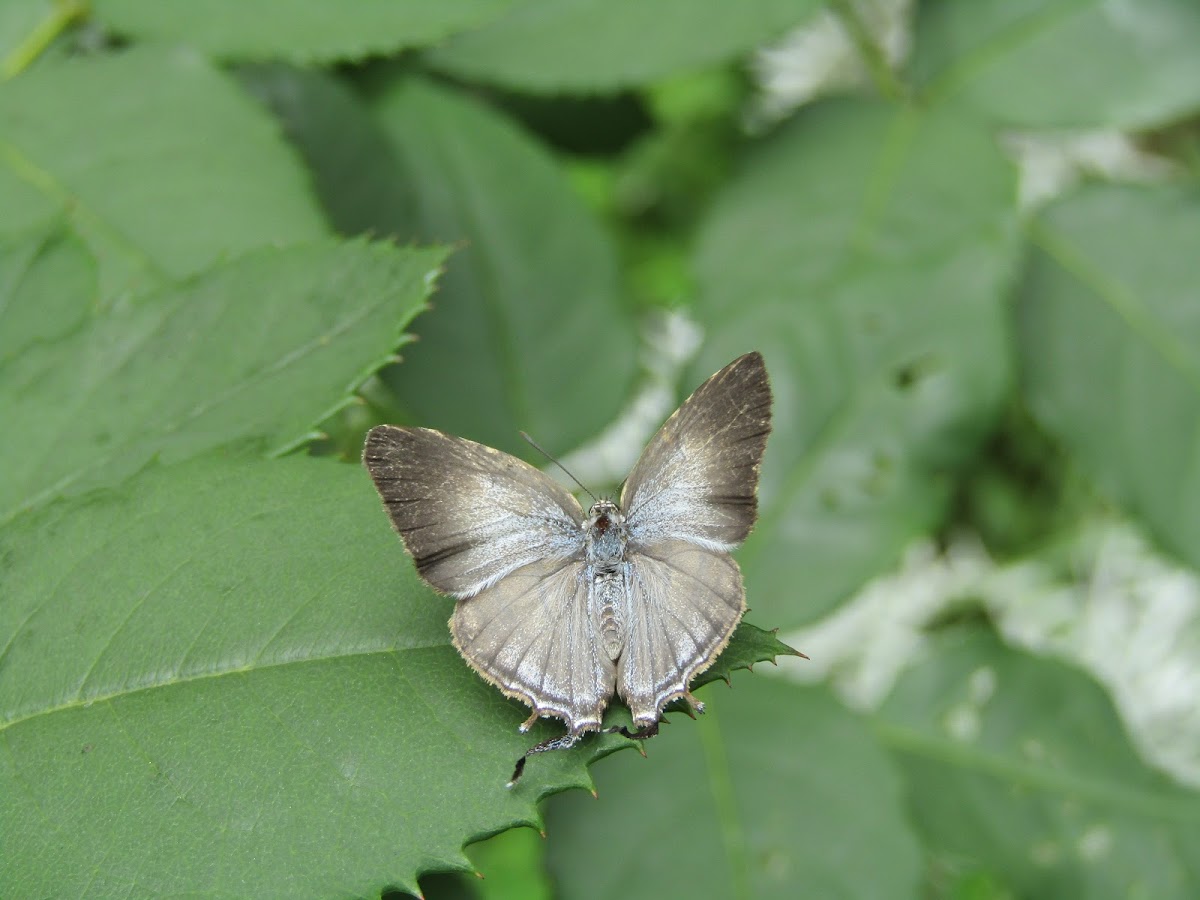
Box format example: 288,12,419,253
92,0,517,63
426,0,825,93
240,63,419,239
951,403,1085,559
1019,183,1200,571
692,99,1019,627
914,0,1200,129
368,76,637,456
0,239,446,523
0,46,327,298
877,627,1200,898
465,827,552,900
0,219,94,364
545,676,922,900
0,454,793,896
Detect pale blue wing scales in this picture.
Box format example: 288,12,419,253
363,425,585,598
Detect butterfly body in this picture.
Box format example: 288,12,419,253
363,352,772,780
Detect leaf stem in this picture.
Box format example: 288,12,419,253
2,0,86,81
873,718,1200,822
697,700,750,900
830,0,908,103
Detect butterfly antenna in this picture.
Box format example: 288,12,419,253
520,431,597,503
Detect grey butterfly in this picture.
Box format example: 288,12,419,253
362,352,771,784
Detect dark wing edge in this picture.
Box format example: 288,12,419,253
621,351,772,550
362,425,585,598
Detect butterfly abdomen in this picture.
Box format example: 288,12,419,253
592,571,625,662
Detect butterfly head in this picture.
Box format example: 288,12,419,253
585,498,627,566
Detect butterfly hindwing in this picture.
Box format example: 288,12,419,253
451,556,615,734
618,540,744,724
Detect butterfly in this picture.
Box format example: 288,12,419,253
362,352,772,785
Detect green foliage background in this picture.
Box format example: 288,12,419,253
3,1,1200,898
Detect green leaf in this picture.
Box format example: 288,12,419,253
0,219,94,365
1018,183,1200,571
366,75,637,456
0,46,328,298
91,0,517,64
913,0,1200,129
692,624,803,689
465,827,553,900
0,457,581,896
426,0,826,93
877,628,1200,898
544,676,922,900
691,99,1019,627
0,454,794,896
239,64,419,241
0,238,447,523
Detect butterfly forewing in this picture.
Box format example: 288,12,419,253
621,352,772,551
362,425,584,598
617,352,771,723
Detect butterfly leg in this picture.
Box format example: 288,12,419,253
601,719,660,742
506,727,586,789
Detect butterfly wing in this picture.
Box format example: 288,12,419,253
618,540,744,725
621,351,771,552
451,557,616,733
617,352,771,723
362,425,585,598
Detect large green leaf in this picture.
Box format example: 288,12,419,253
240,64,419,243
91,0,517,63
0,455,792,896
913,0,1200,129
1018,183,1200,571
691,99,1019,627
0,239,447,523
0,46,327,298
426,0,826,93
878,628,1200,898
545,676,922,899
